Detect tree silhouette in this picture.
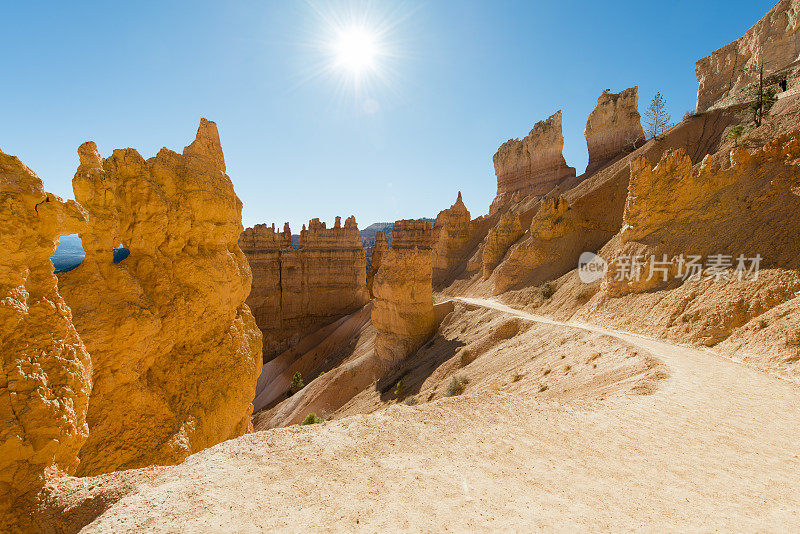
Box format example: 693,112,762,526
644,92,671,139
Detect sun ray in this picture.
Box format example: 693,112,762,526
284,0,418,113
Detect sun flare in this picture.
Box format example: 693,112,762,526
334,27,378,73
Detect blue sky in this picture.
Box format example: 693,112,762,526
1,0,775,231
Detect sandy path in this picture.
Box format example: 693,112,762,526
83,298,800,532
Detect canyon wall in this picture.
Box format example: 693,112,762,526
240,216,369,362
584,87,645,174
604,127,800,297
490,111,576,213
479,106,739,296
695,0,800,112
371,220,436,370
0,152,92,531
366,231,388,298
482,210,525,279
58,119,262,476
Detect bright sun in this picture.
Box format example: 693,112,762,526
334,27,378,73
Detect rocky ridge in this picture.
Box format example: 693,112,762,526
57,120,262,476
371,220,437,370
490,111,576,213
584,87,645,174
0,152,92,532
240,216,369,362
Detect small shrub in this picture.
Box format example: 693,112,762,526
301,413,324,425
394,379,406,398
446,375,470,397
727,124,745,146
459,348,476,367
290,371,304,394
404,395,419,406
540,282,555,299
683,109,701,120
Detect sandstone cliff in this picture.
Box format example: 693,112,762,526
604,126,800,298
240,216,369,362
584,87,645,174
371,220,436,370
366,231,388,298
490,111,576,213
695,0,800,112
58,119,262,476
432,192,473,285
482,210,525,280
0,151,91,531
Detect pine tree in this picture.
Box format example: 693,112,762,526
643,92,671,139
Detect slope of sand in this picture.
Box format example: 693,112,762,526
64,298,800,532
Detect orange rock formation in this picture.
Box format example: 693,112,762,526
695,0,800,112
58,119,262,476
605,127,800,297
240,216,369,361
371,220,436,370
490,111,576,213
584,87,645,174
0,151,91,531
366,230,388,298
482,210,525,280
432,192,479,286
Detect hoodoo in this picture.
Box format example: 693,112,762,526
58,120,262,476
371,220,437,370
584,87,645,174
0,151,91,531
240,215,369,361
490,111,576,212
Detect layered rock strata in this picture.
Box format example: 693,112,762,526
695,0,800,112
371,220,436,369
490,111,576,212
584,87,645,175
604,126,800,297
482,210,525,279
366,231,388,298
432,192,474,285
482,106,740,296
240,216,369,361
58,119,262,476
0,151,92,531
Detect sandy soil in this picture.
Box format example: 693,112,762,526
72,298,800,532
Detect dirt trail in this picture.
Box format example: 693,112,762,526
82,298,800,532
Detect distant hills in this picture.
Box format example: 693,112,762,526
50,234,129,273
51,234,85,273
360,219,434,249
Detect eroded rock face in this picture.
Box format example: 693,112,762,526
585,87,645,175
432,191,475,286
367,231,388,298
491,111,576,213
604,126,800,297
58,119,262,477
695,0,800,112
371,220,436,370
240,216,369,361
0,151,91,530
482,210,525,279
